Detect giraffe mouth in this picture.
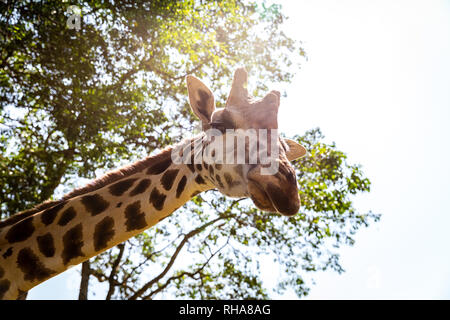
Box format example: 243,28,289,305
248,178,299,216
247,166,300,216
247,179,277,213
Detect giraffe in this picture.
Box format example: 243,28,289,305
0,68,306,300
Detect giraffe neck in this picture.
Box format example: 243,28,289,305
0,137,213,299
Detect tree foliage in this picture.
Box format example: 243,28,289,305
0,0,378,299
1,0,299,217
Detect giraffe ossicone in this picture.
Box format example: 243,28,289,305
0,68,306,300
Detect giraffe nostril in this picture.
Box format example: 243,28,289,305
247,175,300,216
265,182,300,216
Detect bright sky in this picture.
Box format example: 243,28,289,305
28,0,450,299
276,0,450,299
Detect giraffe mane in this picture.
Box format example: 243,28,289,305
0,146,173,230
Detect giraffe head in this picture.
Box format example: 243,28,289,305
184,68,307,216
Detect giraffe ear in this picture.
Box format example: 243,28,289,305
284,139,307,161
186,75,215,124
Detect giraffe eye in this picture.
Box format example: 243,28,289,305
210,122,226,133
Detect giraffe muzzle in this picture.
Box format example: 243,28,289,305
247,166,300,216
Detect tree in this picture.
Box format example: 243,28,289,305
0,0,378,299
1,0,300,218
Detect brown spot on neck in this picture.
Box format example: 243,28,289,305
0,279,11,300
161,169,179,191
195,174,206,185
176,175,187,198
129,179,151,196
57,207,76,226
149,188,167,211
37,233,55,258
41,202,67,226
2,247,13,259
5,216,35,244
81,194,109,216
124,201,147,232
109,178,138,196
62,223,84,265
94,217,115,251
16,248,55,281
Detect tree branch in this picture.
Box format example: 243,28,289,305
128,214,230,300
143,235,231,300
78,261,91,300
105,243,126,300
